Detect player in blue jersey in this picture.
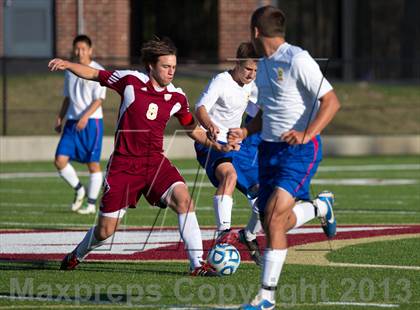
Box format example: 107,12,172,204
195,42,336,267
54,35,106,215
228,6,341,310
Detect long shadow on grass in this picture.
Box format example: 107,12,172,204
0,260,186,276
0,260,56,270
77,264,187,276
0,292,174,306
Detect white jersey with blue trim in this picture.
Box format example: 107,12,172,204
195,71,258,143
63,60,107,120
256,42,333,142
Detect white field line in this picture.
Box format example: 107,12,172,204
0,221,93,227
311,179,418,185
339,193,418,199
1,201,419,215
0,176,418,186
0,222,174,228
0,188,65,194
330,262,420,271
180,178,386,186
319,301,399,308
0,218,161,227
0,202,68,208
318,164,420,172
333,209,420,215
184,164,420,173
0,200,414,209
1,163,420,179
0,295,402,309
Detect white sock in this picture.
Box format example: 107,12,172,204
213,195,233,231
245,199,261,241
259,248,287,302
87,171,103,204
178,212,203,269
75,227,110,260
314,198,328,217
292,201,316,229
59,163,81,189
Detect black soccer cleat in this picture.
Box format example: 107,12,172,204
216,228,239,245
238,229,262,266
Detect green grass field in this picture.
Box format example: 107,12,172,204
0,155,420,309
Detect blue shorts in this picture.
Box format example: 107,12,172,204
56,119,103,163
257,136,322,214
232,133,261,198
194,137,259,198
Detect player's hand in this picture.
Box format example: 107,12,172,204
54,117,62,133
206,123,220,142
48,58,70,71
227,128,246,144
229,143,241,152
281,130,311,145
76,117,88,131
216,143,240,153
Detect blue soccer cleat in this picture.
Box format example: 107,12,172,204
316,191,336,238
239,295,275,310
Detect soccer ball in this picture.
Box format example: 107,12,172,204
207,243,241,275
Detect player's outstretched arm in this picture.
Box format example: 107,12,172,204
48,58,99,81
185,122,237,152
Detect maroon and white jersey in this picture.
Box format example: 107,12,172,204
98,70,193,157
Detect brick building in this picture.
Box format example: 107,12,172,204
0,0,266,62
54,0,130,64
1,0,419,79
218,0,272,62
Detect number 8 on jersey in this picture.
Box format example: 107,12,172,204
146,103,158,120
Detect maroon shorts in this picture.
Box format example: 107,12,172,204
100,153,185,213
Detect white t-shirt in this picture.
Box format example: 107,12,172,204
63,60,107,120
195,71,258,142
256,42,333,142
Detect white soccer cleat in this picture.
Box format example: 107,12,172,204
315,191,336,238
77,203,96,215
70,187,85,212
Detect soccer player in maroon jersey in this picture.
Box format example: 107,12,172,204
48,37,231,276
